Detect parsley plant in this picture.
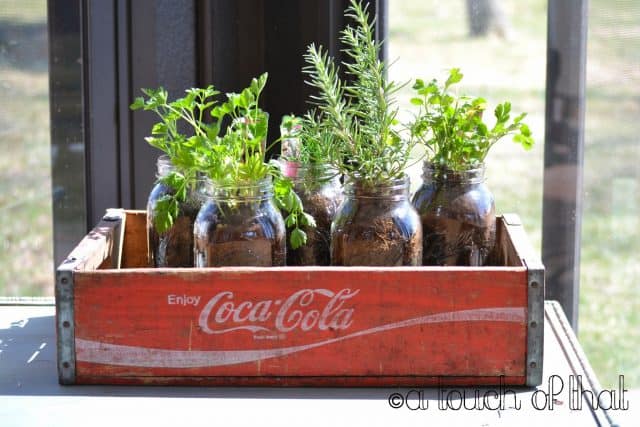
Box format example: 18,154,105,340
409,68,534,171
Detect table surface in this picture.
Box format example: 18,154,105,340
0,300,622,427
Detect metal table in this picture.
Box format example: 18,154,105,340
0,300,623,426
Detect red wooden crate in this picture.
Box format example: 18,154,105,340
55,210,544,386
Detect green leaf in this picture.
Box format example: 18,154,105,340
412,79,425,90
281,115,302,134
203,122,221,140
283,190,297,212
211,104,228,119
513,124,534,150
514,112,527,124
239,89,253,108
172,92,196,109
151,122,168,136
432,97,444,107
130,97,145,110
410,97,424,106
145,136,163,148
514,133,534,150
153,195,180,234
445,68,463,88
284,214,297,228
494,102,511,123
158,171,187,202
418,82,438,96
471,97,487,109
290,227,307,250
300,212,317,227
251,73,268,94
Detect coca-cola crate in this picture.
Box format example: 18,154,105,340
55,209,544,387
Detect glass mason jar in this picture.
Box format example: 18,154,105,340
331,176,422,266
412,163,496,266
193,177,286,267
282,161,343,266
147,156,201,267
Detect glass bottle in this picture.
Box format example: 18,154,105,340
331,176,422,266
147,155,201,267
283,161,343,266
412,163,496,266
193,177,286,267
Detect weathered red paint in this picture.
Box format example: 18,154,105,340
73,266,527,383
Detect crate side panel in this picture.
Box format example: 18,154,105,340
121,210,149,268
74,268,527,379
495,217,524,267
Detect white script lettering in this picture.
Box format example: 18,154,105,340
198,288,359,335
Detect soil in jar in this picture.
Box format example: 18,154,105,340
418,185,495,266
148,198,200,268
287,192,337,266
332,202,422,266
194,204,285,267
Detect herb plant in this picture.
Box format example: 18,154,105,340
302,0,413,187
131,74,313,248
279,114,303,159
280,111,339,178
200,73,315,249
409,68,534,171
130,86,220,233
280,114,302,134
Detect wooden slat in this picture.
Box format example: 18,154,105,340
494,215,525,267
75,375,527,387
120,210,149,268
502,214,545,385
502,214,540,269
62,211,124,272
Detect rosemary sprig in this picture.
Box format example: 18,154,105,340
302,0,416,188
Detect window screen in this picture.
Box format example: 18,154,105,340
581,0,640,390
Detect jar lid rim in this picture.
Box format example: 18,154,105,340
422,162,486,173
205,176,274,190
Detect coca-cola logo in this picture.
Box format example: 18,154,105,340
198,288,359,335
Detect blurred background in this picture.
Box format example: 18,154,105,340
0,0,52,296
0,0,638,391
